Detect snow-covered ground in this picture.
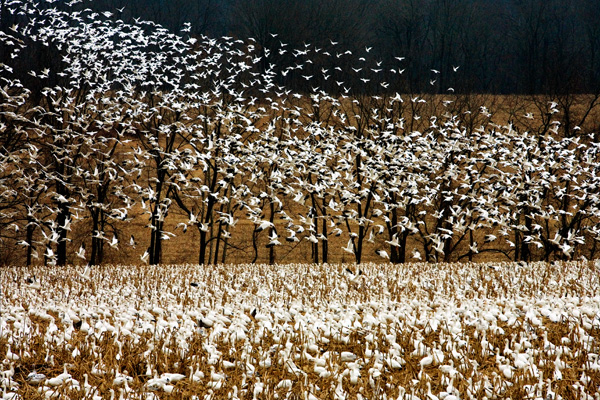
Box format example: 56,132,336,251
1,261,599,399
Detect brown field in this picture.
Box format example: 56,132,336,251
1,261,599,399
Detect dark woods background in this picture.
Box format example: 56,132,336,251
2,0,600,95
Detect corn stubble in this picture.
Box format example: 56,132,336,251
1,261,599,399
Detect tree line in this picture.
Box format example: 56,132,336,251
1,1,600,267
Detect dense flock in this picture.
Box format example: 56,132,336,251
1,0,600,267
2,261,600,399
2,3,600,398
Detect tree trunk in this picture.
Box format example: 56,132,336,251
90,210,100,265
198,229,208,265
321,201,328,264
468,229,474,262
213,220,223,265
389,206,399,263
55,204,69,266
25,217,34,266
398,230,409,264
151,219,163,265
356,224,364,264
268,199,276,265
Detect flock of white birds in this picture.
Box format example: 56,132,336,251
2,3,600,399
1,261,600,399
2,0,600,266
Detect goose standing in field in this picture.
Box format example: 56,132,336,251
26,371,46,385
145,372,171,391
0,369,18,391
188,366,204,382
1,386,20,400
4,347,19,363
160,372,186,383
46,365,71,386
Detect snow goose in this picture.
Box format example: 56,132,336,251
46,365,71,387
145,372,170,391
188,366,204,382
161,372,186,383
26,371,46,385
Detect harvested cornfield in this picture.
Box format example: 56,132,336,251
1,261,599,399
